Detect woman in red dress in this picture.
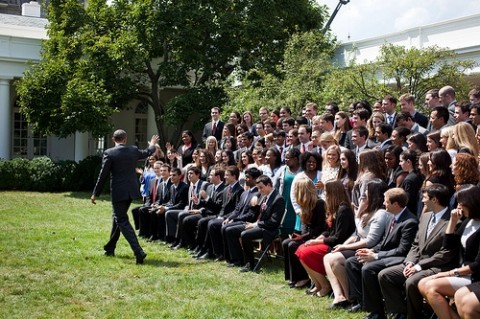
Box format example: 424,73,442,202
295,180,355,297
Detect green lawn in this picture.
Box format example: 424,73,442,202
0,191,365,319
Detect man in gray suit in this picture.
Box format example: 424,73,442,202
91,129,159,264
378,184,458,319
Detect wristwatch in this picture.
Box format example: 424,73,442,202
453,269,460,277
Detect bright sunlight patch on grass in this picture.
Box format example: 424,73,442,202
0,191,364,319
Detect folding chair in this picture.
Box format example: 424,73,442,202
252,208,287,272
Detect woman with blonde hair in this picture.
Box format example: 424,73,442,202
205,136,218,158
367,112,385,143
317,145,341,198
440,126,457,159
283,177,327,288
452,122,479,159
334,111,352,147
295,180,355,297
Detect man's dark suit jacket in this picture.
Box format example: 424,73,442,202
374,208,418,267
257,189,285,231
165,181,189,211
218,182,244,218
188,180,210,210
199,183,226,216
404,209,457,271
401,171,424,217
229,186,260,223
414,112,429,129
93,143,155,202
145,178,173,207
202,120,224,142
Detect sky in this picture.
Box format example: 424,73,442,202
319,0,480,42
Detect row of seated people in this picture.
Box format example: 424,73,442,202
285,175,480,319
132,163,285,272
132,159,480,319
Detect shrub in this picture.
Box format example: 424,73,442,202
0,155,104,192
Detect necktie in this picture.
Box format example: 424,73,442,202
301,144,306,153
388,115,393,125
162,182,166,201
388,218,396,235
427,214,436,238
257,196,268,221
152,179,158,203
189,185,196,209
212,122,217,135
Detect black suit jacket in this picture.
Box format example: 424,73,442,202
445,218,480,282
414,112,429,128
404,209,457,271
93,143,155,202
218,182,244,218
300,199,328,240
202,120,224,142
199,183,226,216
229,186,260,222
165,181,189,211
374,208,418,267
145,178,173,206
188,180,210,210
401,171,424,217
257,189,285,231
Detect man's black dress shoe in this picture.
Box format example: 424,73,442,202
104,251,115,257
147,236,159,242
214,255,225,262
227,262,241,267
136,251,147,265
348,303,362,313
197,252,211,260
239,263,253,272
363,312,386,319
388,313,407,319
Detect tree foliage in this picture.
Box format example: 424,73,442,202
17,0,327,142
320,44,476,110
224,30,337,117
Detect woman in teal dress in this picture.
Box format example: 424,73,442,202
274,148,302,235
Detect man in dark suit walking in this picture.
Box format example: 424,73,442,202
379,184,457,319
239,175,285,272
345,188,418,319
91,129,159,264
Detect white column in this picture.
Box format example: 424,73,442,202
147,104,157,137
0,79,11,160
74,131,89,162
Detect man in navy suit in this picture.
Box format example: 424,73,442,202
221,167,262,266
239,175,285,272
379,184,457,319
146,163,173,242
91,129,159,264
202,107,224,143
345,188,418,319
157,168,189,245
206,166,244,260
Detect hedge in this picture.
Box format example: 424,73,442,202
0,155,106,192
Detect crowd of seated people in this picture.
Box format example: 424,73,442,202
130,85,480,319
